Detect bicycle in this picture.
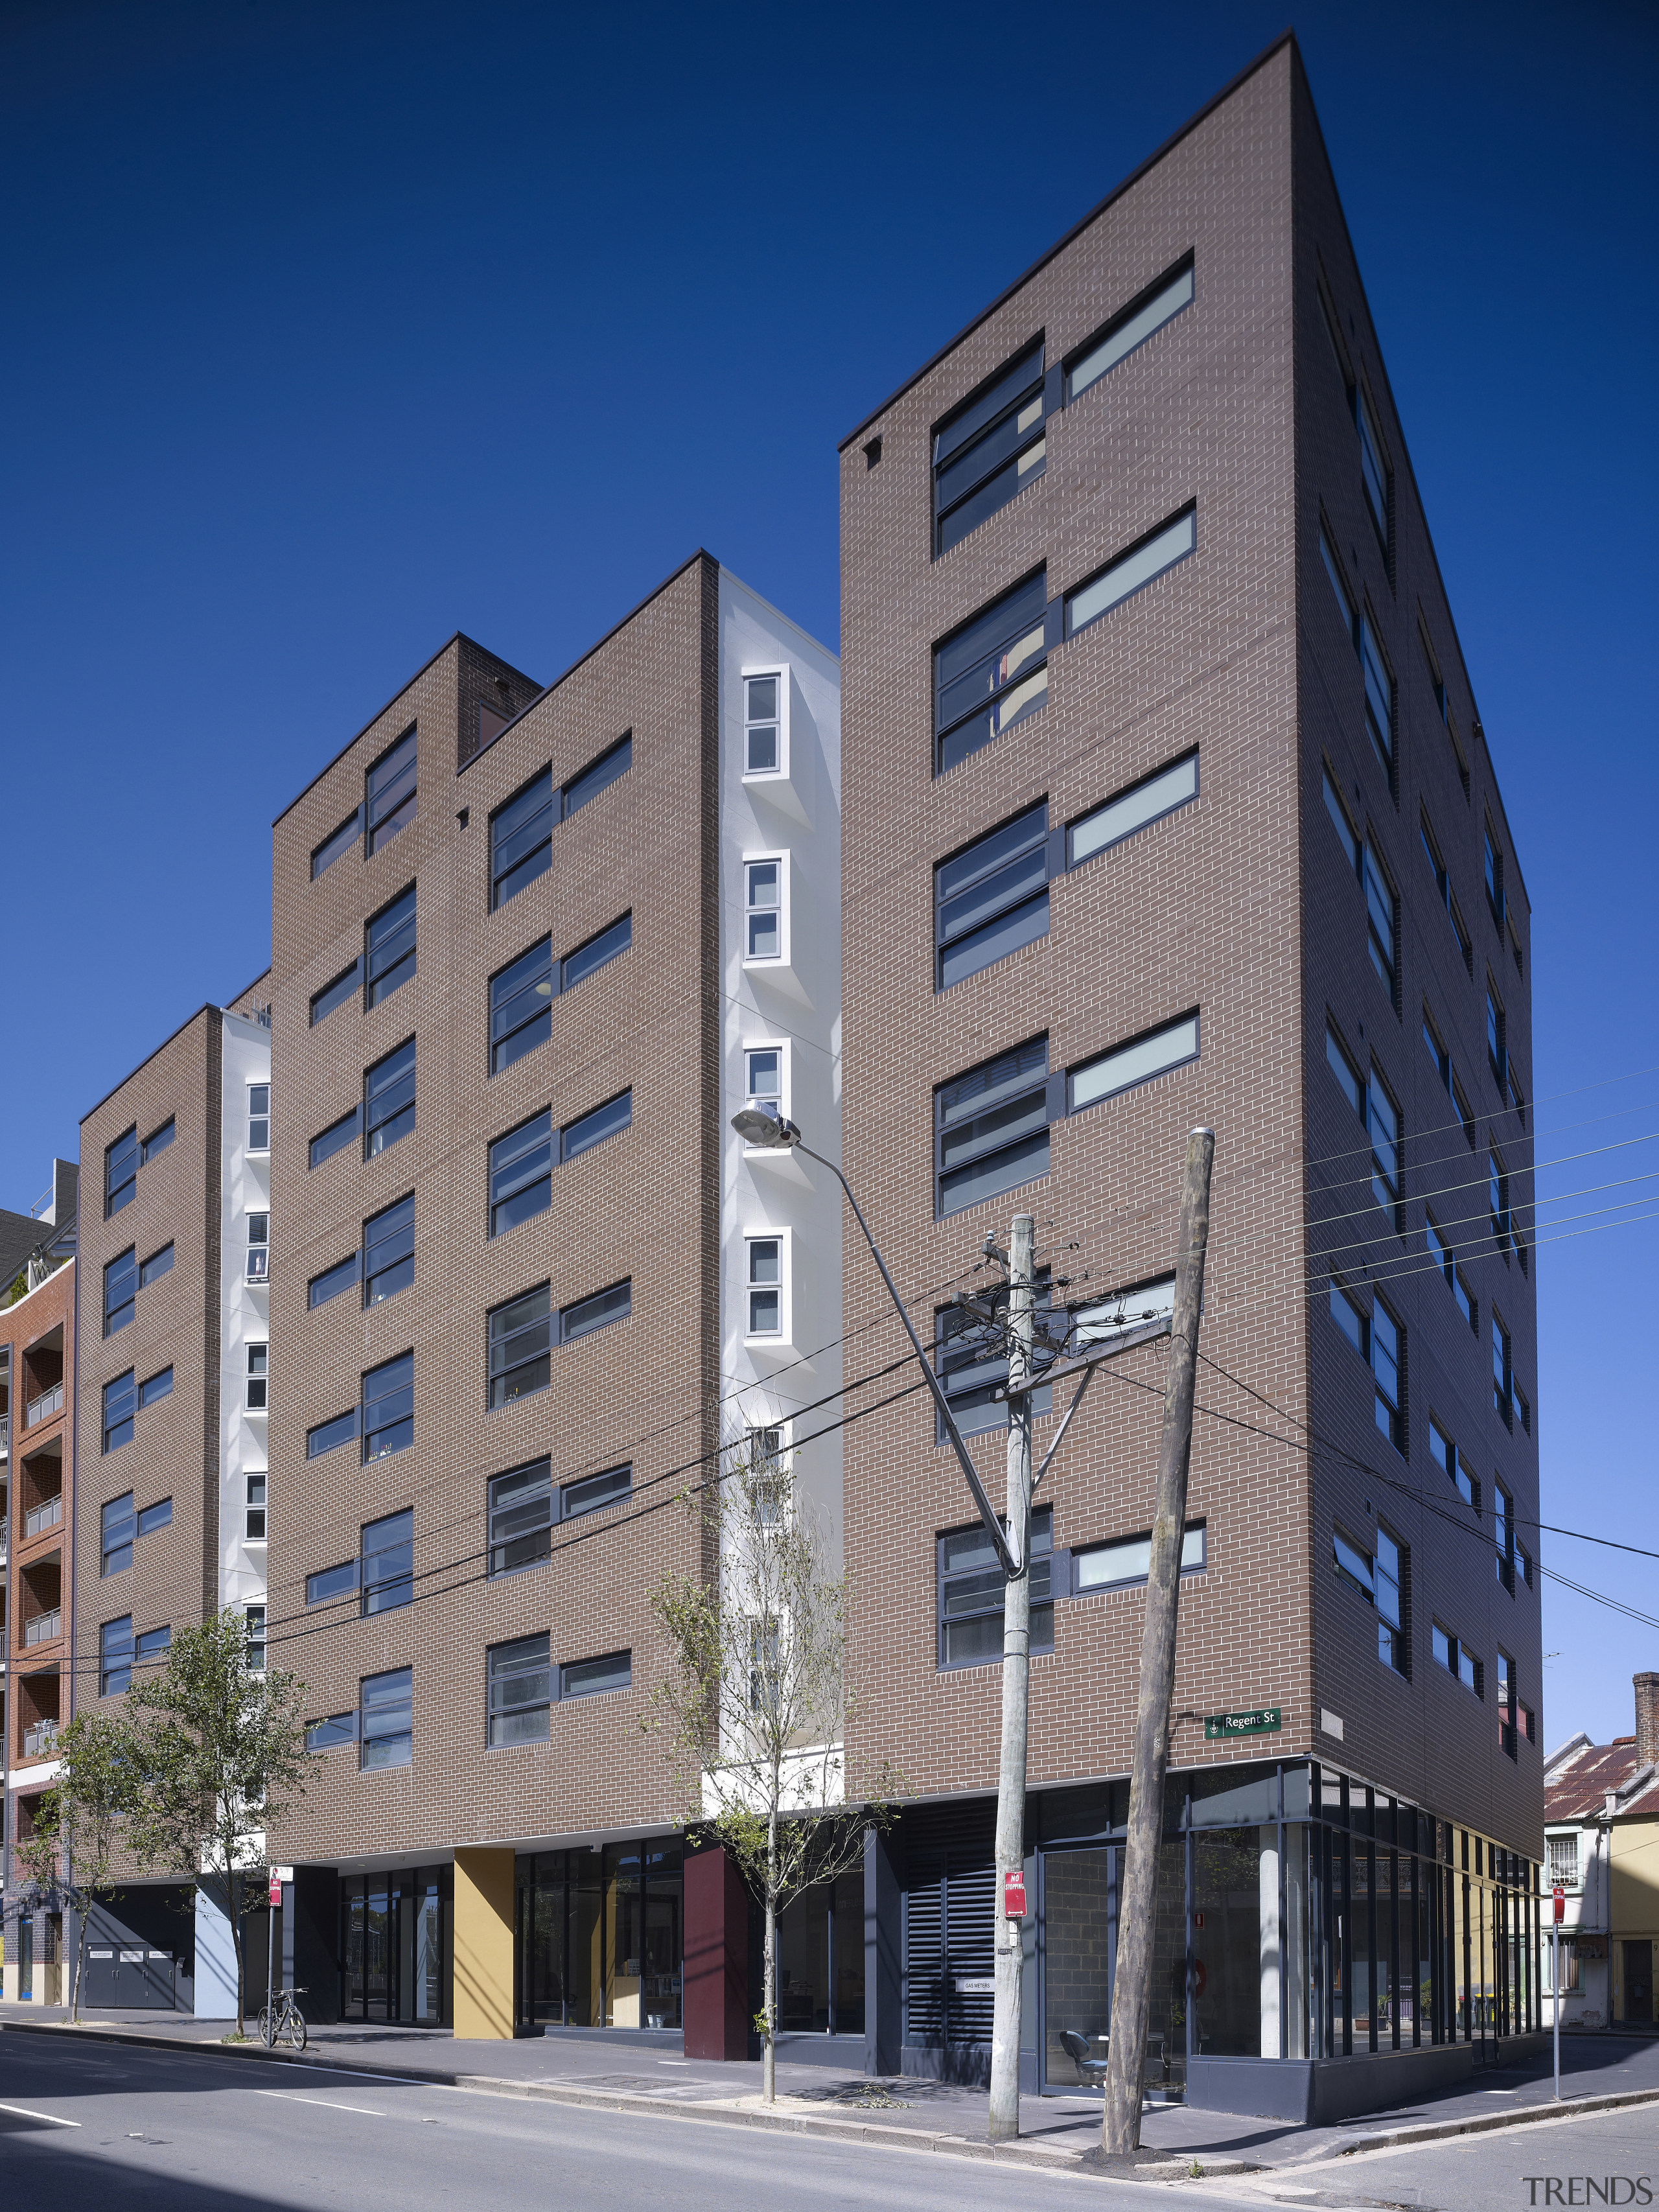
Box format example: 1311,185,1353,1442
258,1985,308,2052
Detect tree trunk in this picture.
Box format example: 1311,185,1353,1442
763,1811,778,2103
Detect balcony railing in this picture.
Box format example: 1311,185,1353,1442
24,1382,64,1428
22,1717,59,1758
23,1608,61,1647
23,1494,63,1539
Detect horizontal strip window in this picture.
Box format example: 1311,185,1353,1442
1073,1520,1204,1594
307,1710,356,1751
137,1497,172,1536
564,911,631,989
933,338,1046,556
1065,255,1194,402
933,568,1052,776
311,962,360,1027
311,808,362,880
365,1038,416,1158
488,1279,631,1410
139,1367,172,1410
936,801,1049,990
564,1089,631,1160
140,1242,173,1288
1068,1011,1198,1113
141,1117,175,1163
307,1406,358,1459
939,1508,1053,1667
487,1458,634,1576
1068,751,1198,867
1065,506,1195,640
365,886,416,1008
308,1252,360,1307
561,1649,631,1699
306,1559,358,1605
564,731,631,816
309,1106,360,1168
489,734,632,913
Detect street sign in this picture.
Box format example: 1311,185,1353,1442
1204,1707,1281,1741
268,1877,282,1907
1003,1869,1027,1918
1553,1885,1565,1924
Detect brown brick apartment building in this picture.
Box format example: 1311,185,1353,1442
835,34,1540,2119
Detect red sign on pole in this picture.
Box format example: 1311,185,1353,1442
1003,1870,1027,1919
1553,1886,1566,1924
269,1876,283,1907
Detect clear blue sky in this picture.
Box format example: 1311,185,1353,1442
3,3,1654,1748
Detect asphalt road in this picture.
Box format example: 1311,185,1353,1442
2,2030,1654,2212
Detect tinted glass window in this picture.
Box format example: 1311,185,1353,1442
139,1243,174,1288
309,1252,360,1307
488,1458,553,1574
102,1371,137,1452
936,1038,1050,1217
490,1634,552,1745
362,1350,413,1462
562,1089,631,1161
311,808,362,879
360,1666,412,1769
489,1112,553,1237
490,1285,551,1407
363,1193,415,1305
310,962,361,1027
491,769,554,909
106,1126,139,1216
491,940,553,1073
310,1106,360,1168
104,1247,138,1335
364,1038,416,1157
362,1507,413,1615
307,1406,358,1458
141,1119,176,1164
561,1279,631,1342
564,731,631,815
366,887,417,1007
563,912,631,990
561,1463,632,1519
936,802,1049,990
933,340,1046,555
138,1368,173,1409
561,1650,631,1699
366,728,417,854
102,1493,135,1576
934,571,1048,776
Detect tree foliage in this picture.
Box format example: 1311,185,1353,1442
15,1710,141,2023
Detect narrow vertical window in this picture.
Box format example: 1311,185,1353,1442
360,1667,413,1769
745,674,780,775
364,1039,417,1156
246,1343,268,1410
365,887,417,1007
745,859,783,962
747,1237,783,1338
362,1351,414,1462
491,770,554,909
106,1126,139,1217
933,340,1046,555
248,1084,270,1152
366,727,417,854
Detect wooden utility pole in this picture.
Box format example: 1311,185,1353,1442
988,1211,1034,2142
1102,1129,1214,2160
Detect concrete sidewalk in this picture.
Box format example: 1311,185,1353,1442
5,2005,1658,2175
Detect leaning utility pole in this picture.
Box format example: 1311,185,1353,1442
988,1213,1035,2143
1102,1128,1215,2160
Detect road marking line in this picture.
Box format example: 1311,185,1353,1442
0,2102,81,2127
251,2090,386,2116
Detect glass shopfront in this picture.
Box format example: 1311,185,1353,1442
338,1866,450,2023
774,1867,865,2036
516,1840,682,2031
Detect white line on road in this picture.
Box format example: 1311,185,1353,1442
0,2102,81,2127
252,2090,386,2116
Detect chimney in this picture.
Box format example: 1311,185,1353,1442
1636,1673,1659,1769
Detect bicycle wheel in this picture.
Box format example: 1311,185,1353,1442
257,2006,275,2049
286,2005,307,2054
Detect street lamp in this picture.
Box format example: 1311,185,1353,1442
730,1110,1019,1574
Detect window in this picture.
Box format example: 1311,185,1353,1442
1368,1069,1401,1229
1497,1649,1518,1758
1363,843,1397,1001
563,731,631,817
246,1342,268,1410
1371,1300,1402,1450
365,886,416,1007
364,1038,416,1158
933,568,1050,776
104,1248,137,1335
485,1458,635,1574
362,1351,413,1463
491,938,553,1072
100,1616,133,1696
311,807,362,879
561,1279,631,1340
563,1462,631,1519
1073,1522,1204,1592
1073,1274,1176,1347
1430,1417,1478,1509
1322,529,1357,650
933,338,1046,555
106,1126,139,1217
1422,1012,1475,1145
1319,533,1394,782
1426,1216,1475,1331
246,1604,266,1672
491,769,554,909
1484,824,1505,924
489,1634,551,1745
1355,384,1391,548
102,1493,135,1576
1323,767,1358,867
490,1112,552,1236
563,1089,631,1163
1065,506,1196,641
936,1275,1054,1439
935,1036,1050,1218
936,801,1049,990
1068,1011,1199,1113
360,1666,413,1770
362,1508,413,1615
1326,1025,1362,1115
490,1286,550,1406
307,1559,358,1605
310,962,361,1027
561,1650,632,1699
1332,1526,1407,1676
745,859,784,962
137,1368,172,1410
102,1371,136,1453
1065,255,1193,402
745,673,781,775
248,1084,270,1152
938,1508,1053,1668
563,911,631,989
745,1046,783,1123
1487,984,1507,1087
309,1252,359,1306
307,1710,356,1752
137,1496,172,1535
1490,1150,1511,1248
747,1235,783,1338
307,1406,358,1458
136,1625,170,1668
1549,1836,1579,1889
1494,1480,1515,1591
1421,624,1471,796
366,727,417,855
1433,1623,1481,1695
1516,1378,1531,1436
310,1105,360,1168
246,1213,269,1281
1421,817,1472,972
362,1193,414,1305
141,1118,176,1164
246,1473,266,1542
1069,751,1198,867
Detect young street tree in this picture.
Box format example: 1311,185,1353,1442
647,1433,900,2103
124,1607,316,2038
15,1710,141,2024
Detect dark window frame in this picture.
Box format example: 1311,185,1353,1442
1063,252,1194,404
486,1457,634,1578
932,567,1052,776
934,800,1050,992
359,1664,413,1770
311,806,362,880
310,960,362,1028
105,1126,139,1217
364,1036,417,1159
365,883,417,1008
361,1349,413,1464
362,1192,415,1307
931,337,1047,557
936,1506,1056,1671
365,725,417,856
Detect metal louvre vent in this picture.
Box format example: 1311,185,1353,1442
903,1801,997,2048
